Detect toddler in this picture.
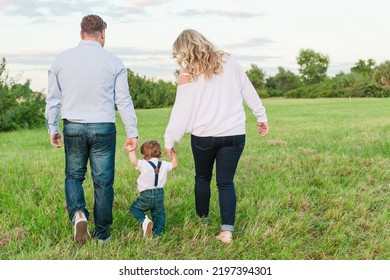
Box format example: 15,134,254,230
127,140,178,236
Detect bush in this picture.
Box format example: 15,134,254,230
266,67,303,97
0,81,46,132
127,69,176,109
0,58,46,132
285,72,390,98
257,89,269,98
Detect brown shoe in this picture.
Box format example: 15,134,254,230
74,211,90,245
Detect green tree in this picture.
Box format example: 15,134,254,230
0,58,46,132
246,64,267,97
0,57,6,79
373,61,390,87
246,64,266,90
351,59,376,77
266,67,303,96
297,49,330,84
126,68,176,109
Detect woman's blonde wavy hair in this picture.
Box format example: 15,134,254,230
172,29,228,80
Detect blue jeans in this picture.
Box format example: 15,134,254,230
129,188,166,236
63,121,116,240
191,134,245,232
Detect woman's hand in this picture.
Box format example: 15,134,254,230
257,122,269,136
164,147,176,160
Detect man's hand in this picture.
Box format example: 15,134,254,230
50,133,63,148
125,137,138,152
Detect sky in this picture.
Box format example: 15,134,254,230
1,0,389,93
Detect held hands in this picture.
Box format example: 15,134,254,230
257,122,269,137
124,137,138,152
164,147,176,160
50,133,63,148
165,147,178,169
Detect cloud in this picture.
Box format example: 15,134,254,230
3,48,281,92
178,9,262,18
3,47,172,71
0,0,147,22
0,0,80,18
3,47,278,82
233,54,279,63
130,0,165,8
224,37,274,49
4,51,57,66
107,47,169,57
327,62,354,76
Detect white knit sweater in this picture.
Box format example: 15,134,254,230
164,56,268,149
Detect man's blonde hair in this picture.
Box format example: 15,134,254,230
172,29,228,79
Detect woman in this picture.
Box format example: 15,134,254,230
164,29,269,244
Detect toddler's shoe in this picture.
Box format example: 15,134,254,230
142,215,153,236
73,211,90,245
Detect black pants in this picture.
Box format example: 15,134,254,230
191,134,245,231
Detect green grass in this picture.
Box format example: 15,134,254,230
0,98,389,260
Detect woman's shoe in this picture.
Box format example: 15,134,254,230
216,231,233,244
197,216,210,225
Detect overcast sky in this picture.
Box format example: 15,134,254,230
1,0,389,93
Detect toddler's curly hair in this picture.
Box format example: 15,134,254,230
140,140,162,160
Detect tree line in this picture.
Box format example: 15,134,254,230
1,49,389,132
248,49,390,98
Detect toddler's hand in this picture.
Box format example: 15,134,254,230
124,137,138,152
164,147,176,160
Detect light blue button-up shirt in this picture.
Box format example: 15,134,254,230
45,40,138,138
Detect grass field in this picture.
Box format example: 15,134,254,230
0,98,389,260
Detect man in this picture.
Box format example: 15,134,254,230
45,14,138,245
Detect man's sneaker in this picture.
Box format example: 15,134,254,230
142,215,153,236
73,211,90,245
